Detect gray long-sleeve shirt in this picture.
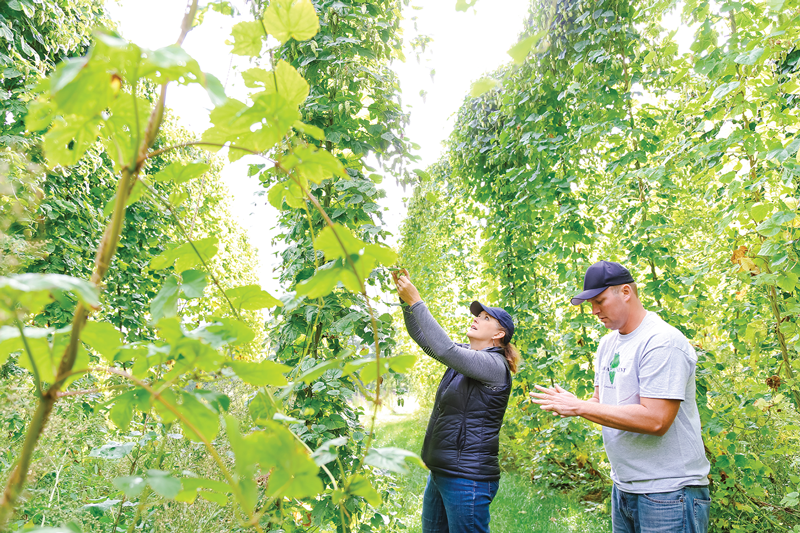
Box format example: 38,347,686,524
402,301,509,389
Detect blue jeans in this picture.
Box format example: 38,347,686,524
612,484,711,533
421,472,500,533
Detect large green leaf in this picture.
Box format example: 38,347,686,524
734,47,764,66
230,20,265,56
146,470,182,499
227,360,291,387
113,476,146,498
262,0,320,44
178,392,220,442
149,237,219,272
260,60,309,107
345,474,381,506
43,115,102,167
153,161,211,184
225,284,282,311
470,78,498,98
364,447,426,474
180,270,208,299
150,276,180,323
314,224,366,260
89,442,136,459
82,321,123,362
251,423,322,498
311,436,348,466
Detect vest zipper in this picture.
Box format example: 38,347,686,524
456,387,473,463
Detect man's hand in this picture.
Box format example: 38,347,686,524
393,268,422,306
529,384,584,417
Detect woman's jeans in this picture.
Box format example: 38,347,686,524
612,484,711,533
421,472,500,533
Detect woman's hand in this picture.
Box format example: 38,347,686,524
392,269,422,306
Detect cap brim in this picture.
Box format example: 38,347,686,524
470,301,486,316
570,287,608,305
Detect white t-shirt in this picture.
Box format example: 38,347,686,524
594,312,710,493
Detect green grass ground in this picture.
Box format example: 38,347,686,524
373,410,611,533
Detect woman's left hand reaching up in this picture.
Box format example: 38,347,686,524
393,269,422,306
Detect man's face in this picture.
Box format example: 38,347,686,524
587,287,628,331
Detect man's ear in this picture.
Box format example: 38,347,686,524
621,284,633,301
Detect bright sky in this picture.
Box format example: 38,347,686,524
107,0,531,292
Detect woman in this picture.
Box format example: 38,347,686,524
392,269,519,533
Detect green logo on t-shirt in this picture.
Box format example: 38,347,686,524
609,352,621,384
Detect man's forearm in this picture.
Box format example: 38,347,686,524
577,401,668,436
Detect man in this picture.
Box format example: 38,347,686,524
530,260,711,533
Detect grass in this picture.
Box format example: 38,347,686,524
373,409,611,533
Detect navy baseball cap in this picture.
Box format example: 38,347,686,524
470,301,514,343
570,261,635,305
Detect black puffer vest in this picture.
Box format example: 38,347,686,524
421,346,512,481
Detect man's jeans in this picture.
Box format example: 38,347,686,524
612,484,711,533
421,472,499,533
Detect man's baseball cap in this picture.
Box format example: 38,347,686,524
470,301,514,343
570,261,635,305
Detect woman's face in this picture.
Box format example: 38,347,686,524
466,311,503,343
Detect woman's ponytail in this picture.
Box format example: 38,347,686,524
500,328,520,373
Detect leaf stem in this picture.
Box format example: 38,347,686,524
15,321,43,398
102,367,264,533
139,180,242,321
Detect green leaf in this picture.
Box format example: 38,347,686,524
230,20,265,56
470,78,498,98
455,0,477,11
311,436,348,466
364,243,397,267
296,358,345,383
293,120,325,141
711,81,740,102
285,144,346,184
89,442,136,459
201,94,298,162
413,169,430,181
387,354,417,373
51,59,114,118
113,476,146,498
203,318,256,346
153,161,210,184
180,270,207,299
82,321,123,362
734,47,764,66
251,424,323,498
178,392,219,442
225,284,282,311
777,274,797,293
108,390,150,431
295,264,344,298
265,60,309,108
262,0,320,44
150,237,219,272
150,276,180,323
43,115,102,167
507,30,547,65
768,0,786,11
0,273,100,315
346,474,381,506
365,446,426,474
25,100,55,131
314,224,366,260
227,360,291,387
147,470,182,499
750,203,771,223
